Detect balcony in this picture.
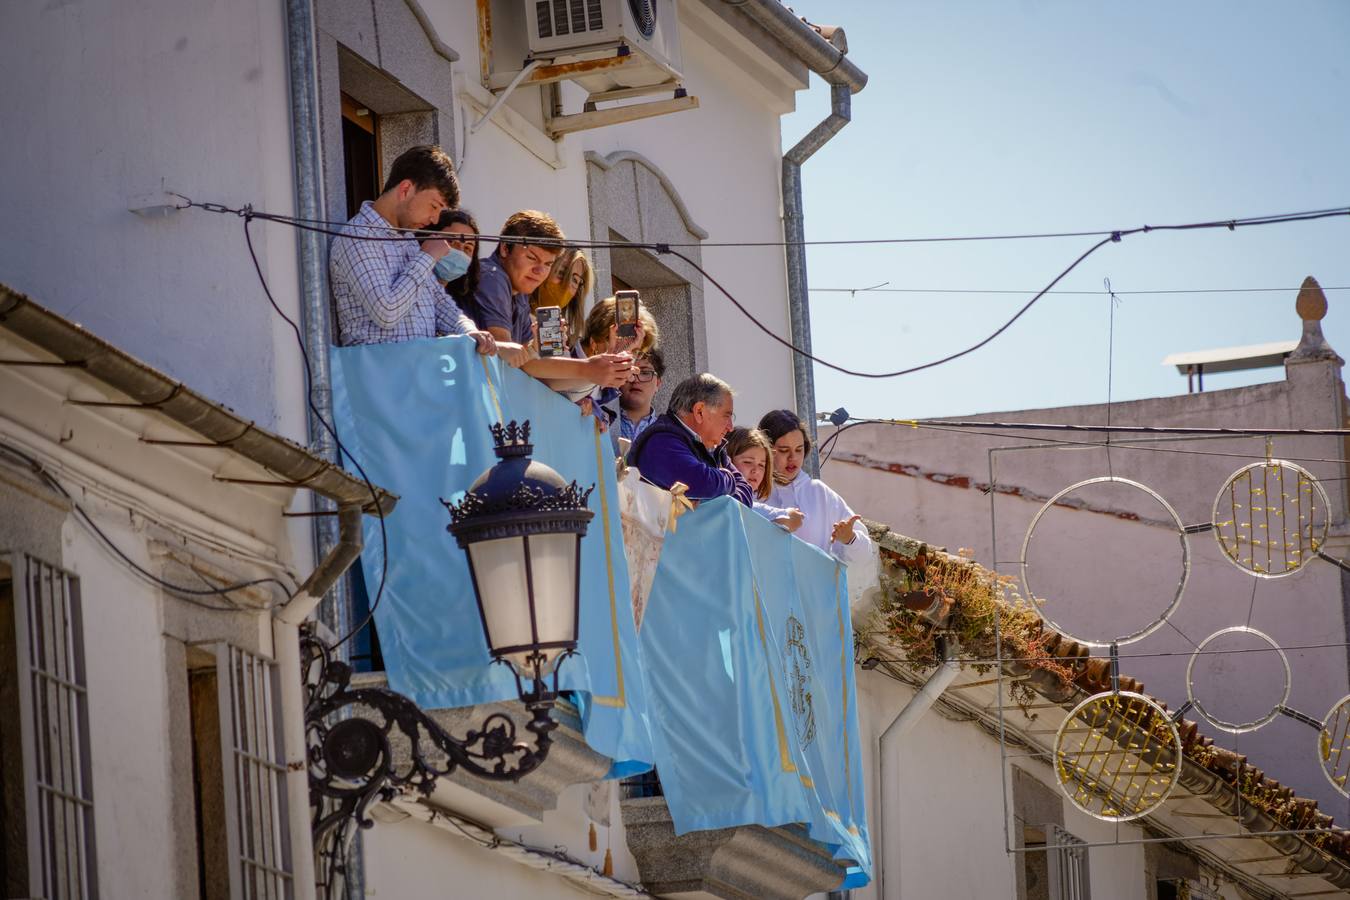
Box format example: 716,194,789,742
328,336,872,897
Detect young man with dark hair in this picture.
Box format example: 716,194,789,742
330,144,496,352
469,210,636,390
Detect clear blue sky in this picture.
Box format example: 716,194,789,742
771,1,1350,420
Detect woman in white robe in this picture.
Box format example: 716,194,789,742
759,409,872,563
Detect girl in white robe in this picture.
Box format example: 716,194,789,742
759,409,872,564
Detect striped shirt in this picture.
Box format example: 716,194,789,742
330,202,476,345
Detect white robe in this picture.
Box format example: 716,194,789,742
764,470,872,563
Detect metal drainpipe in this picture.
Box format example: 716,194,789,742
719,1,868,476
273,504,365,900
283,0,351,645
875,637,960,900
283,1,360,896
783,82,851,475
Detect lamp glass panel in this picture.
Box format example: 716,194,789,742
526,532,580,665
467,536,533,657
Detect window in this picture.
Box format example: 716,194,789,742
1020,824,1090,900
1045,825,1090,900
341,93,380,220
188,643,293,899
0,554,98,900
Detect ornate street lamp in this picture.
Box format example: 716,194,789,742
305,420,594,850
446,420,594,701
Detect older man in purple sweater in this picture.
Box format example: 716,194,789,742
627,373,753,505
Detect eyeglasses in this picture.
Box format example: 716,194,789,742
633,368,659,383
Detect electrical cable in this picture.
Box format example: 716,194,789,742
240,213,388,650
174,196,1350,249
884,419,1350,437
821,418,1350,468
0,441,291,610
180,198,1350,382
811,285,1350,296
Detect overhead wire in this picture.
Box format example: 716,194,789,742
174,198,1350,640
240,212,388,651
179,198,1350,382
811,285,1350,296
819,417,1350,470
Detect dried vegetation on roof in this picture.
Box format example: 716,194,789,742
863,522,1350,865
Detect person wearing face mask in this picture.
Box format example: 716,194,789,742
759,409,872,563
424,210,529,365
331,145,493,347
531,248,593,351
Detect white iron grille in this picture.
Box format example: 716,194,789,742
218,644,293,900
1046,825,1091,900
15,554,98,900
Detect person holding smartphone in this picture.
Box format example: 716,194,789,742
561,295,661,430
467,211,635,391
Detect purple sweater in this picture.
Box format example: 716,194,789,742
627,413,753,506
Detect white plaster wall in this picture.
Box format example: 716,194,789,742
855,669,1160,900
363,780,642,899
826,363,1350,817
0,0,309,448
429,0,801,421
853,670,1016,900
59,515,180,899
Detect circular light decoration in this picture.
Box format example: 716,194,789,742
1212,460,1329,578
1184,626,1290,734
1054,690,1182,822
1319,695,1350,797
1021,477,1190,647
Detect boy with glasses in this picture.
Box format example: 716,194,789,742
615,347,664,451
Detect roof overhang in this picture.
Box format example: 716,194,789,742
0,283,396,515
1163,340,1299,375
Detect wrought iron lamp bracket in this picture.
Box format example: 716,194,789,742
301,628,562,845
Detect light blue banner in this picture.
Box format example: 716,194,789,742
330,336,653,776
639,497,872,886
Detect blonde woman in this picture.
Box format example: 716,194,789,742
532,247,593,349
726,427,803,532
563,296,660,430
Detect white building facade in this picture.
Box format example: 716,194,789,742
1,2,872,898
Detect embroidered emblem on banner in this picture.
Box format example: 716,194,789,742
783,614,816,750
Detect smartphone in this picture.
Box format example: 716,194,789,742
615,290,640,339
537,306,566,357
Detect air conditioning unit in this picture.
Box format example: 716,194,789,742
524,0,683,85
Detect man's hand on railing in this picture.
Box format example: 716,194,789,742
466,330,497,356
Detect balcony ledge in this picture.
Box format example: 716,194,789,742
620,795,846,900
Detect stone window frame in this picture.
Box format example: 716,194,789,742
585,150,708,411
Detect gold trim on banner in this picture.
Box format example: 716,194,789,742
836,565,853,809
479,355,504,423
590,425,626,708
755,585,798,773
